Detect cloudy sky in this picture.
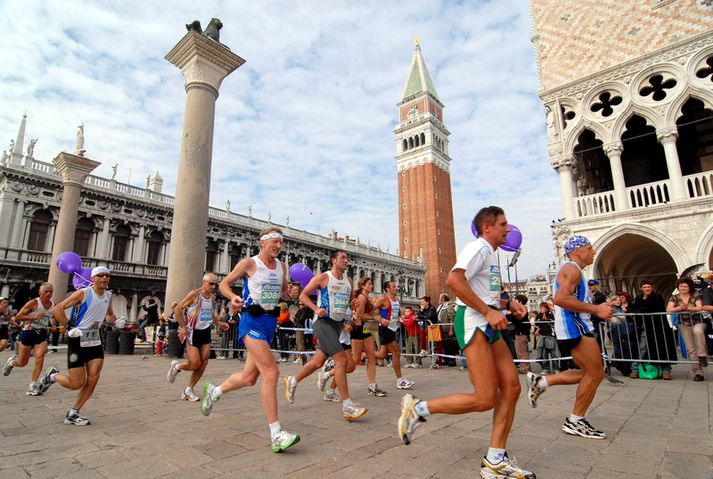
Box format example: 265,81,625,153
0,0,562,277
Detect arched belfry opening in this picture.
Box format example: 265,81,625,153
595,233,677,297
620,115,668,187
573,129,613,194
676,98,713,176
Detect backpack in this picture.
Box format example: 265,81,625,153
638,363,662,380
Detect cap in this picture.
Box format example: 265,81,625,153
563,235,591,255
91,266,110,277
587,279,600,286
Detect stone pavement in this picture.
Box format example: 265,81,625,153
0,351,711,478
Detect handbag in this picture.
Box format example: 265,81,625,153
427,324,442,342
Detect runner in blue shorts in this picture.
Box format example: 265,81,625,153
199,227,300,453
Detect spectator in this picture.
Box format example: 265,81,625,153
0,297,11,353
437,294,457,367
293,301,313,365
608,292,636,376
139,296,160,342
631,279,677,380
507,294,531,373
588,279,607,343
417,296,437,358
402,306,422,368
276,301,292,362
154,317,167,357
667,277,705,381
534,302,558,373
167,301,184,359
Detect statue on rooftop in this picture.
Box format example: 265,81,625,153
27,138,37,158
75,124,86,156
185,18,223,43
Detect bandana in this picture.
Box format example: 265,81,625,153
563,235,590,255
260,232,283,242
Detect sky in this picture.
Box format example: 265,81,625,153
0,0,563,278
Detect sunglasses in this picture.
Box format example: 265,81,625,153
95,274,110,278
207,282,218,286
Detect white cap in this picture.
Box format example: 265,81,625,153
91,266,110,277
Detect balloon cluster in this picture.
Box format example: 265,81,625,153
470,222,523,252
55,251,92,290
289,263,314,289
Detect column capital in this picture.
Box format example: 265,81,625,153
165,31,245,95
52,152,100,187
657,126,678,144
603,141,624,157
550,154,574,171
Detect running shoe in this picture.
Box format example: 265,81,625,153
200,382,218,416
398,393,426,445
3,355,16,376
317,370,331,392
64,413,91,426
181,388,200,402
283,376,297,404
396,377,414,390
367,385,387,397
323,388,340,402
561,417,606,439
37,366,58,394
323,357,335,373
526,372,544,408
271,430,300,453
480,453,536,479
342,403,368,421
26,382,40,396
166,360,181,383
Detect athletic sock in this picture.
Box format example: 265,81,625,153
184,386,192,394
538,375,549,389
569,413,584,423
413,400,431,417
368,383,376,389
212,386,223,399
49,373,58,382
486,447,506,464
69,408,80,417
269,421,282,439
342,398,355,408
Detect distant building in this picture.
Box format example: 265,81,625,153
531,1,713,295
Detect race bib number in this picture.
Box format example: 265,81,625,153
489,265,501,300
260,283,281,310
362,323,370,334
31,314,51,330
196,308,213,329
331,292,350,321
389,304,400,331
80,328,101,348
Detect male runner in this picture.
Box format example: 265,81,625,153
38,267,125,425
398,206,535,479
166,273,228,401
3,283,54,395
199,228,300,453
526,235,614,439
283,250,367,421
373,281,414,390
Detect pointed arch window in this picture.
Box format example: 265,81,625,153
27,210,53,252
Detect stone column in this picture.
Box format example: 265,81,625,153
47,153,100,302
552,155,576,220
0,285,9,298
132,225,146,263
97,217,111,258
0,197,15,248
657,127,685,201
9,200,25,249
220,240,231,274
603,142,628,210
164,29,245,306
130,293,138,322
46,222,56,253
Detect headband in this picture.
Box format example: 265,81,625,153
260,232,283,241
563,235,590,255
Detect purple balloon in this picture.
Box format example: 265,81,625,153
72,267,93,290
56,251,82,274
501,225,523,252
289,263,314,288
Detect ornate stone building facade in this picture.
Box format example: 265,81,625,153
0,116,425,317
531,0,713,295
394,42,457,301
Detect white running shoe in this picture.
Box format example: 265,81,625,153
562,417,607,439
396,377,414,390
3,355,16,376
284,376,297,404
64,413,91,426
526,372,544,408
323,388,340,402
181,388,200,401
37,366,58,394
342,403,368,421
398,393,426,445
317,371,331,392
200,382,218,416
367,385,388,397
271,430,300,453
480,453,536,478
166,360,181,383
323,357,335,373
26,382,40,396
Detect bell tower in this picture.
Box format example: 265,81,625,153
394,39,457,300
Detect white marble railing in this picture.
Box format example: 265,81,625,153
574,191,616,218
627,180,671,208
685,171,713,199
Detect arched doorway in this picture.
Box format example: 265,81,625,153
594,233,678,298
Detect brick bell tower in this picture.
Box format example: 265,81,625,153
394,39,457,301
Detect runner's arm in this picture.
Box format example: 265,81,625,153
219,258,252,309
446,268,508,330
51,290,85,327
173,290,199,330
299,273,328,318
553,264,613,320
13,298,40,323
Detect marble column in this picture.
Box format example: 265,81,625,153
47,153,100,302
130,293,138,322
97,217,111,258
132,225,146,263
0,197,15,248
657,127,685,201
164,28,245,306
0,285,9,298
9,200,25,249
603,142,628,210
553,155,576,220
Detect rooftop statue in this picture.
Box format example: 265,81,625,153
185,18,223,43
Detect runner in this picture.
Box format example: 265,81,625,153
0,297,11,354
198,227,300,453
3,283,54,395
37,267,125,425
397,206,535,479
283,250,367,421
526,235,614,440
166,273,228,401
373,281,414,390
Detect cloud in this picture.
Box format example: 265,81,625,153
0,0,561,277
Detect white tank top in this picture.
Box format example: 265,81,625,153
71,287,111,330
186,290,213,331
379,297,401,332
244,256,283,311
318,271,351,322
27,297,54,330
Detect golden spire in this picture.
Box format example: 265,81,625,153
414,36,420,47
